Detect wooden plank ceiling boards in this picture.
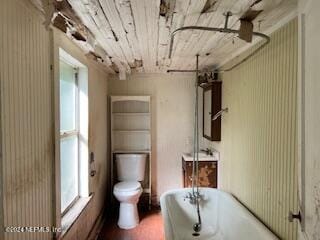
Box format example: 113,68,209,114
30,0,297,78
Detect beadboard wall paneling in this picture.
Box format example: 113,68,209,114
219,19,298,240
0,1,110,239
0,0,53,239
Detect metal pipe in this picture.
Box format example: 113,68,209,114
166,69,199,73
195,54,199,196
192,54,202,233
169,26,270,58
191,55,198,196
224,11,233,29
168,25,270,73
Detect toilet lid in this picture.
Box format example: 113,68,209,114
114,181,141,192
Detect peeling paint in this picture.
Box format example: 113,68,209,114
134,59,143,68
160,0,169,17
30,0,297,76
201,0,217,13
312,182,320,239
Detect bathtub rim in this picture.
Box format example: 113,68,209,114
160,187,280,240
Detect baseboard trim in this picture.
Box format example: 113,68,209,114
86,209,106,240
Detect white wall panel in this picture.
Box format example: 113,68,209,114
0,0,53,239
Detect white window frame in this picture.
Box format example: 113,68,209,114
58,48,89,222
59,63,81,216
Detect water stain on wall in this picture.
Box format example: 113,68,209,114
312,181,320,239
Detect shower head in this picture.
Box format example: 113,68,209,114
212,108,228,120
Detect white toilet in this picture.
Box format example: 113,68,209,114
113,153,147,229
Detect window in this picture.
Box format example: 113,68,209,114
60,60,79,214
59,48,89,216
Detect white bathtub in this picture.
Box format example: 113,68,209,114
160,188,279,240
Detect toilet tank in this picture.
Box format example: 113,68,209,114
116,154,147,181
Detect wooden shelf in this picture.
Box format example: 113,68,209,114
112,130,150,133
112,112,150,116
112,150,151,153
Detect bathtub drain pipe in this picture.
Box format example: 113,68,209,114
194,202,202,232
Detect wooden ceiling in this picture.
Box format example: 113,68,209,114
31,0,297,77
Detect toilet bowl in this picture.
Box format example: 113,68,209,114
113,153,147,229
113,181,143,229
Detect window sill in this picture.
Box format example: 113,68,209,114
61,195,93,237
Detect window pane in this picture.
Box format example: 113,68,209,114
60,135,78,213
60,60,76,132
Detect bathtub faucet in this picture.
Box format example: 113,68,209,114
200,148,213,156
184,191,201,205
184,192,195,204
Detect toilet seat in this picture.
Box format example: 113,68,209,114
114,181,141,192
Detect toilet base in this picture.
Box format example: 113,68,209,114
118,202,139,229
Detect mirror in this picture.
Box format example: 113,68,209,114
203,89,212,138
202,82,222,141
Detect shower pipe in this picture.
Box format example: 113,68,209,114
191,54,202,233
167,22,270,73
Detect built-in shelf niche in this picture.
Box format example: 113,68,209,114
111,96,151,152
110,96,152,208
112,100,150,113
112,130,151,152
113,113,150,131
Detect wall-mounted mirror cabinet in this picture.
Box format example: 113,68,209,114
203,82,222,141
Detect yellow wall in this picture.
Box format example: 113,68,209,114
218,19,298,239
